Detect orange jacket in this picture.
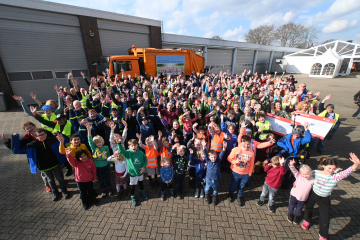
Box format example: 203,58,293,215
227,146,255,176
146,145,159,168
237,127,272,159
160,146,172,166
210,132,224,152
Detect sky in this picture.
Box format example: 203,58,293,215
46,0,360,45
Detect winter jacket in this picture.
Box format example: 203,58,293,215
276,130,311,156
67,155,97,182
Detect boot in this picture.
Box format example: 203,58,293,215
213,195,218,205
131,196,137,206
107,187,113,196
293,215,301,225
200,188,205,198
205,194,210,204
123,188,128,196
140,190,149,200
288,213,294,223
194,188,200,198
237,196,245,206
117,190,122,200
154,178,159,188
169,189,175,198
161,191,165,201
227,193,234,203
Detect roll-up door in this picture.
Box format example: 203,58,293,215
271,52,285,72
0,8,89,104
255,51,271,74
207,49,233,74
98,19,150,56
235,49,255,75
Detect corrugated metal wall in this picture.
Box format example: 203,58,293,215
207,48,233,74
98,19,150,56
271,51,285,72
234,49,255,75
0,6,89,104
255,51,271,74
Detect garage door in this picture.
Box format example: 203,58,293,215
234,49,255,75
98,19,150,56
271,51,285,72
0,6,89,104
255,51,271,74
207,49,233,74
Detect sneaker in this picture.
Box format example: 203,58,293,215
140,190,149,200
65,168,72,176
213,195,218,206
200,189,205,198
227,193,234,203
257,200,265,207
63,192,70,200
101,190,107,198
293,215,301,225
179,192,184,199
319,234,327,240
268,205,276,213
288,213,294,223
83,204,89,210
161,191,165,201
194,188,200,198
107,187,113,196
237,196,245,206
131,196,137,206
45,186,52,192
301,220,310,230
205,194,210,204
52,193,59,202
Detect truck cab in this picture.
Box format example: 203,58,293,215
96,55,140,79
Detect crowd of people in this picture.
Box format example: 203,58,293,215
1,68,359,240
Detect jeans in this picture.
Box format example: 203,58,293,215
205,179,219,195
228,172,250,197
174,173,185,194
304,190,331,239
97,165,111,189
43,165,67,196
259,182,278,206
288,195,306,216
309,136,325,152
352,106,360,118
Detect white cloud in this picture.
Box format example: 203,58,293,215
132,0,180,20
203,31,215,38
165,10,188,30
194,11,221,32
323,19,359,33
311,0,360,23
283,11,297,23
223,26,245,41
354,33,360,44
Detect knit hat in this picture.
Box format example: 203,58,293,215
292,126,303,136
42,105,52,112
245,128,252,134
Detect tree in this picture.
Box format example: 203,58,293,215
244,24,275,45
212,35,224,40
274,22,320,48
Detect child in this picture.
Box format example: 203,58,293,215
180,110,198,144
109,120,128,153
227,135,255,206
203,141,226,205
221,118,237,171
256,156,286,213
160,157,175,201
86,124,112,198
301,154,359,240
189,146,207,199
158,131,172,166
288,160,314,225
171,144,189,199
66,149,98,210
118,139,148,206
59,133,92,160
107,150,128,199
208,124,225,153
255,112,273,140
137,106,155,144
137,134,160,189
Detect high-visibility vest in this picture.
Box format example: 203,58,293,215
80,94,87,109
145,145,159,168
197,132,206,140
312,99,318,106
210,132,224,152
318,110,339,128
110,102,118,109
256,121,271,140
41,113,56,132
149,104,158,117
53,120,72,138
160,146,172,166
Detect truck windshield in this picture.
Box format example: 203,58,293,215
97,61,109,76
113,61,132,74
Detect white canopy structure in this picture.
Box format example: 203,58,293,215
283,40,360,77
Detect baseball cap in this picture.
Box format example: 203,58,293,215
245,128,252,134
56,114,66,120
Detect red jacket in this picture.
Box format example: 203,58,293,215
264,164,286,189
157,105,180,125
67,155,97,182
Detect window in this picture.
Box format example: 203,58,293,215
310,63,322,75
339,58,350,74
97,61,109,76
322,63,335,75
72,70,89,78
112,61,132,75
55,72,69,79
32,71,53,80
7,72,33,81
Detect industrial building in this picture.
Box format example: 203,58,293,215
0,0,301,108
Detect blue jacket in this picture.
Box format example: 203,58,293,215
277,130,311,156
136,112,155,143
160,166,174,182
189,154,207,179
204,149,224,181
12,134,69,174
221,122,238,150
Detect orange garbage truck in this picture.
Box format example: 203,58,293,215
95,46,204,79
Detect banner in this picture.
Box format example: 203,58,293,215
156,55,185,76
291,111,335,140
265,113,300,137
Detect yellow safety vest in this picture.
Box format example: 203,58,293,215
318,110,339,128
256,121,270,140
41,113,56,132
80,94,87,109
53,120,72,138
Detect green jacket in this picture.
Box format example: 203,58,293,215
118,144,147,177
88,136,110,167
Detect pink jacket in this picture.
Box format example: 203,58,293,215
289,165,315,201
67,155,97,183
181,115,198,133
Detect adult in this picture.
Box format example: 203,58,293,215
351,90,360,119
